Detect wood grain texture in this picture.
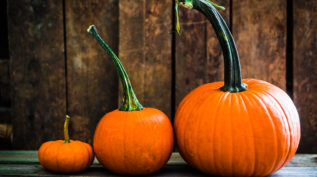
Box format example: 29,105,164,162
0,107,10,124
7,0,66,149
175,6,206,108
293,0,317,153
206,0,230,83
0,151,317,176
0,0,9,58
175,1,230,108
1,151,317,167
232,0,287,89
119,0,172,118
0,60,10,107
65,0,118,144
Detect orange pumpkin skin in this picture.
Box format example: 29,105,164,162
93,108,174,175
175,79,300,176
38,140,94,173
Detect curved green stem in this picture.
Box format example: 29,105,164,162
175,0,225,35
177,0,247,92
87,25,143,111
64,115,70,143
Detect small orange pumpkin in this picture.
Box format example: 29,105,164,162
174,0,300,176
87,25,174,175
38,115,94,173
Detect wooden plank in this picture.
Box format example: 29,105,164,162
1,151,316,167
65,0,118,144
293,0,317,153
0,60,10,106
0,107,10,124
0,151,186,165
175,5,207,108
143,0,172,118
232,0,287,89
206,0,230,82
119,0,172,118
175,1,230,108
0,151,38,163
0,165,316,177
0,151,317,176
0,0,9,58
7,0,66,149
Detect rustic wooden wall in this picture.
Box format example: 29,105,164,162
65,0,118,144
1,0,316,153
293,0,317,153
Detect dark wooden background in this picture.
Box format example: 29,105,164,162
0,0,316,153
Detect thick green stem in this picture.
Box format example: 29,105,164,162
64,115,70,143
87,25,143,111
177,0,247,92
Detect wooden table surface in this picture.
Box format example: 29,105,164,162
0,151,316,176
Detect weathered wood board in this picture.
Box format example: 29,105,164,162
293,0,317,153
206,0,230,83
7,0,66,149
0,151,316,176
232,0,287,90
119,0,172,118
65,0,118,144
0,0,9,59
0,60,10,107
175,0,230,108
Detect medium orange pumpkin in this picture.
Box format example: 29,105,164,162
87,25,174,175
38,115,94,173
174,0,300,176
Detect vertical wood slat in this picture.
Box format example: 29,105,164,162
8,0,66,149
175,7,207,109
293,0,317,153
119,0,172,118
206,0,230,83
65,0,118,144
232,0,287,90
0,0,9,59
175,0,230,108
0,60,10,107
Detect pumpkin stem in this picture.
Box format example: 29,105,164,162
87,25,144,111
64,115,70,143
177,0,247,92
175,0,225,35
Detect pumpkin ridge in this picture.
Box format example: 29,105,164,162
229,94,233,174
229,93,237,175
122,112,129,174
181,95,201,168
263,90,294,171
39,142,52,168
194,90,221,172
249,90,280,175
260,91,292,173
69,144,76,173
239,93,257,176
244,91,273,175
177,90,202,167
212,92,229,175
200,90,225,173
79,142,90,170
55,142,63,172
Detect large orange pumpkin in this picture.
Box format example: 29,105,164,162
87,25,174,175
38,115,94,173
174,0,300,176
